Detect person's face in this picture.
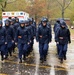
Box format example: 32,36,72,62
42,22,47,26
16,19,19,22
61,25,65,28
21,23,24,27
25,23,29,26
0,24,2,27
30,22,32,24
11,22,13,25
6,23,9,26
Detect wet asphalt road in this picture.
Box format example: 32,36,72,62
0,34,74,75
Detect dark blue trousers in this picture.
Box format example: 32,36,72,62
0,44,6,59
56,43,60,55
5,42,13,57
39,43,48,59
12,42,15,52
18,43,28,59
59,44,68,59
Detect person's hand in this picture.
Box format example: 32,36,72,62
30,40,31,43
18,36,22,38
40,36,42,38
56,42,59,44
28,42,30,45
59,37,63,39
15,42,17,45
5,42,7,44
12,40,14,43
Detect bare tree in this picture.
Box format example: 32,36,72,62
56,0,72,18
0,0,16,11
0,0,7,11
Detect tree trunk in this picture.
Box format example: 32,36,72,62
62,8,64,19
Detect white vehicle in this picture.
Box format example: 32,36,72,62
2,11,29,26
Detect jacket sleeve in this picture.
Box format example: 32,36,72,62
53,24,56,32
36,27,40,42
4,28,6,42
33,25,36,36
48,27,52,43
30,26,34,39
27,30,31,43
55,28,60,42
67,29,71,43
11,27,15,40
15,29,19,43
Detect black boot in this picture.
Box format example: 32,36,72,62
9,51,12,56
23,56,26,61
44,56,47,61
5,55,8,59
8,48,12,56
1,56,4,61
64,55,66,60
60,58,63,64
19,58,22,63
40,58,44,63
1,52,4,61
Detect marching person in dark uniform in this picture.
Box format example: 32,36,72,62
24,20,32,56
10,19,16,53
10,18,20,53
55,22,71,63
15,20,30,63
32,18,36,27
14,17,20,32
36,18,52,63
0,20,6,61
4,20,14,59
28,18,36,51
54,19,61,55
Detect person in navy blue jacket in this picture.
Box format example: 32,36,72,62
55,22,71,63
53,19,61,55
32,18,36,27
36,18,52,63
10,19,16,53
15,20,30,63
54,19,61,33
28,18,36,52
14,17,20,33
24,20,32,56
0,20,6,61
4,20,14,59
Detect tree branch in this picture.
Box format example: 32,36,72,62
64,0,72,10
1,3,3,8
4,1,7,8
56,0,63,7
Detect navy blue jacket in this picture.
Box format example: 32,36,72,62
54,22,60,33
36,25,52,44
0,27,6,45
15,26,29,44
26,25,34,40
25,25,32,41
55,27,71,44
31,24,36,37
54,22,61,42
14,22,20,32
5,26,14,42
